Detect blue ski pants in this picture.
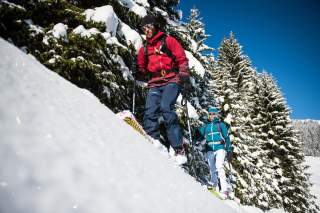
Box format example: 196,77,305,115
144,83,182,149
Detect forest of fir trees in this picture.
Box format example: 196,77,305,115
0,0,318,212
293,120,320,157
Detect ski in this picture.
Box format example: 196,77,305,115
208,188,225,200
117,110,188,165
207,186,241,204
117,110,153,143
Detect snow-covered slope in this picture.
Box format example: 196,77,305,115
306,157,320,208
0,38,240,213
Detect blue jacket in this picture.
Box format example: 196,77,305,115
198,118,232,152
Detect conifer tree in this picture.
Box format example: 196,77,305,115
186,6,213,55
213,32,268,206
259,72,319,213
249,74,284,210
200,53,216,109
0,0,147,116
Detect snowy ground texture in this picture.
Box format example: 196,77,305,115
0,38,235,213
306,157,320,208
0,38,318,213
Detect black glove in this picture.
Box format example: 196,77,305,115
180,76,192,96
226,150,233,162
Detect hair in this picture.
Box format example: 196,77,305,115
140,13,167,32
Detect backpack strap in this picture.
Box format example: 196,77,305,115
159,35,176,63
217,122,226,144
143,41,148,71
217,122,221,133
143,34,177,71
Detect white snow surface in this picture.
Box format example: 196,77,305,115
133,0,149,7
118,0,147,17
305,157,320,207
185,50,206,77
118,21,143,52
51,23,68,39
72,25,100,38
0,38,241,213
84,5,118,36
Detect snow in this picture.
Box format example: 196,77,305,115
84,5,118,36
24,19,44,36
0,38,240,213
101,32,126,48
190,39,198,52
51,23,68,39
133,0,149,7
176,95,199,119
224,104,230,112
185,50,206,77
153,7,169,17
1,0,26,10
115,55,132,81
118,21,143,52
1,37,318,213
72,25,100,38
305,157,320,208
224,113,233,125
177,9,183,20
118,0,147,17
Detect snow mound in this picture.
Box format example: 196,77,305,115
0,38,238,213
84,5,118,36
185,50,206,77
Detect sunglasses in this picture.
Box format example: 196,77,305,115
209,113,216,115
142,24,154,32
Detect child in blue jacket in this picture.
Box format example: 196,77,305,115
198,107,233,198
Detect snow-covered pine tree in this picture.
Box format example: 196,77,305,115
186,6,213,55
199,53,216,109
148,0,180,20
0,0,148,117
212,32,272,207
293,120,320,156
259,72,319,213
223,37,284,210
249,73,284,210
184,6,215,112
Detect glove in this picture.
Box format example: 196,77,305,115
179,74,192,96
226,150,233,162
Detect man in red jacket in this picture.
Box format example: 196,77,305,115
137,14,191,157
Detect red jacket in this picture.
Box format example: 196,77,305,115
137,31,189,87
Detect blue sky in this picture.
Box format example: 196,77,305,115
178,0,320,120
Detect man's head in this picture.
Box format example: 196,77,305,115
208,107,219,121
140,14,159,39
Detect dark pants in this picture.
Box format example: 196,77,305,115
144,83,182,149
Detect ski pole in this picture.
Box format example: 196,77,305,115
227,161,236,184
132,76,136,114
131,58,137,115
181,95,192,144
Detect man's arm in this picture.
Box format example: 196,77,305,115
165,36,189,82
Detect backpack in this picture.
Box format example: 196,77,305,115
204,121,226,145
143,34,177,71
